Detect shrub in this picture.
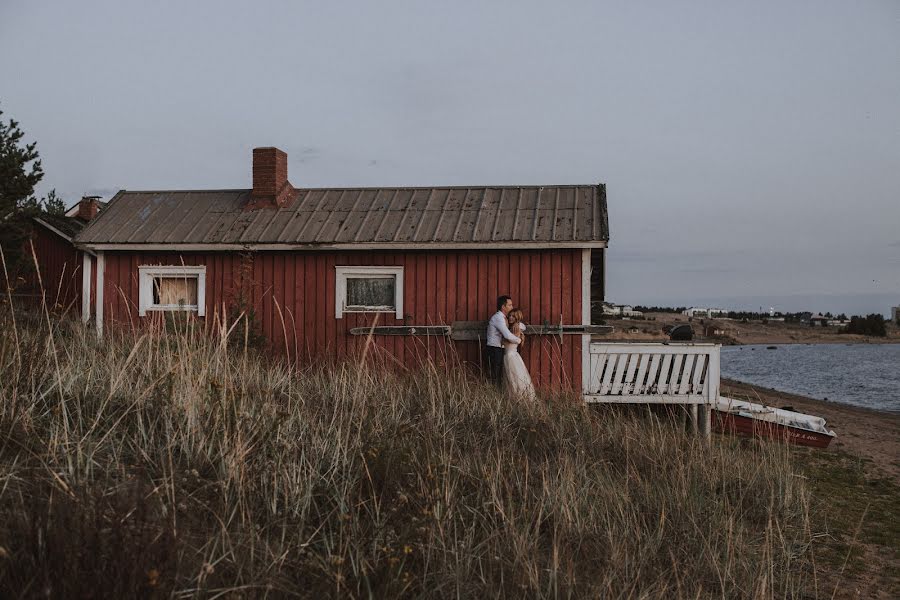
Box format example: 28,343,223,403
843,314,886,337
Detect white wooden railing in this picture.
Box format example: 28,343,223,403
584,342,720,405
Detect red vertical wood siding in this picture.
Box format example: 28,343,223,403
99,249,584,391
21,227,83,312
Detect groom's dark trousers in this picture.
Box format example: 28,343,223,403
486,346,504,387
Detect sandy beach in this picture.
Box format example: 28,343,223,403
722,378,900,482
721,378,900,598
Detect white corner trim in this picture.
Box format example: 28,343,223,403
138,265,207,317
82,253,92,324
581,249,591,396
96,251,105,336
334,265,404,319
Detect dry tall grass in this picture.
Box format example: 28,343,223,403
0,304,816,598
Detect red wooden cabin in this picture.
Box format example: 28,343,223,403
7,198,101,312
73,148,609,392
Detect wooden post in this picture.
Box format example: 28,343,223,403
699,404,712,441
689,403,698,435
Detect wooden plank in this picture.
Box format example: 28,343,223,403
303,255,316,360
550,251,563,387
620,353,637,394
450,254,461,323
273,253,285,352
645,354,661,393
436,253,446,324
584,394,707,405
349,326,451,336
539,252,551,389
633,354,650,394
314,255,326,355
691,354,706,394
670,354,684,394
658,354,673,394
466,253,477,321
293,254,303,364
599,354,617,394
589,353,605,394
679,355,696,395
610,353,630,394
449,321,612,341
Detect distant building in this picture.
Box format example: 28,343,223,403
809,314,829,327
602,303,643,318
704,325,731,337
892,306,900,325
682,307,727,318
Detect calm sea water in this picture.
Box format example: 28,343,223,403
720,343,900,413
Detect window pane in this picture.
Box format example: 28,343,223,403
346,276,395,308
154,276,198,306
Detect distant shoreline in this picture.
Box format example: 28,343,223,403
601,312,900,346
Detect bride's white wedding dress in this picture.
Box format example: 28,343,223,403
503,332,536,400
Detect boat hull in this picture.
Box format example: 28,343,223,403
711,409,834,448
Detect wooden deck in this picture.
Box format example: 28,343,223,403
584,342,720,436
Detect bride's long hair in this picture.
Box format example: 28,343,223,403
508,308,526,344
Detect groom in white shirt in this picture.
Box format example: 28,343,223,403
486,295,521,386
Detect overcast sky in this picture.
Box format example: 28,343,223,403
2,1,898,315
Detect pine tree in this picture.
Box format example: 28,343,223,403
0,104,44,219
0,103,64,277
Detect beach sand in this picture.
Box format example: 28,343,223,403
722,379,900,598
722,378,900,482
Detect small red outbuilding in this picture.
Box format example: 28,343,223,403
73,148,609,392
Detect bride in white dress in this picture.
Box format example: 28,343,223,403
502,308,537,400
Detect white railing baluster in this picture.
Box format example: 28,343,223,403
589,353,605,394
600,353,617,394
623,353,639,394
658,354,673,394
678,355,696,395
634,354,650,394
691,354,706,394
646,354,661,393
611,354,630,394
670,354,684,395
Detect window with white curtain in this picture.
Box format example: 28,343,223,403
138,265,206,316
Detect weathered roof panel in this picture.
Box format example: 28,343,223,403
75,185,609,247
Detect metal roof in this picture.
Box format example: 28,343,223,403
75,185,608,248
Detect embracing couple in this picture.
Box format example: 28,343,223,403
486,295,537,400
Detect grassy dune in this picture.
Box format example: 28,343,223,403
0,306,820,598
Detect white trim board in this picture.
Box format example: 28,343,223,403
76,241,608,252
95,251,104,336
81,253,92,324
581,249,591,396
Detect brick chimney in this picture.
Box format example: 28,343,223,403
247,147,294,210
77,196,101,221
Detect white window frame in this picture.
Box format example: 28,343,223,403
138,265,206,316
335,266,404,319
